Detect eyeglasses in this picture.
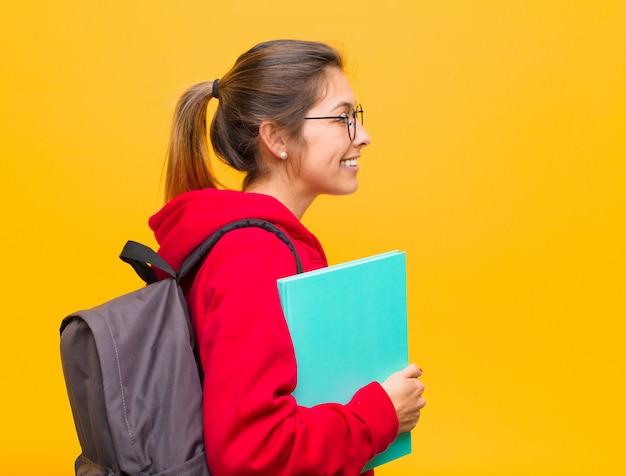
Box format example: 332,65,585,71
304,104,364,142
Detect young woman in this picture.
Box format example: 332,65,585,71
149,39,426,475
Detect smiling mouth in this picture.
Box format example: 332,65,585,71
340,158,358,167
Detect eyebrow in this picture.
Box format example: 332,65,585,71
330,101,356,112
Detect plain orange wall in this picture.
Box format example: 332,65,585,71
1,1,625,475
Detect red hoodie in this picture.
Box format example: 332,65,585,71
149,188,398,475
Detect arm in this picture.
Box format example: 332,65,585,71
188,234,398,475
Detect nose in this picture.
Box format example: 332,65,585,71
354,122,371,148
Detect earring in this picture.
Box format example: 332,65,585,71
279,151,288,160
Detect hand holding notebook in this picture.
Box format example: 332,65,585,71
381,363,425,433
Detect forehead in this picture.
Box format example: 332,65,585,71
312,68,356,111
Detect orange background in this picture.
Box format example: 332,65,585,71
1,1,625,474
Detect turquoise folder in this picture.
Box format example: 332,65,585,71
277,251,410,471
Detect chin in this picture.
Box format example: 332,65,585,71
337,181,359,196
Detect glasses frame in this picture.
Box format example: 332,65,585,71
304,104,364,142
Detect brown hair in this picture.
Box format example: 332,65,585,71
164,39,344,202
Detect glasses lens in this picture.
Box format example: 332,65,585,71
355,105,364,125
348,105,363,141
348,115,355,141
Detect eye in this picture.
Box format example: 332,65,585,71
335,113,350,124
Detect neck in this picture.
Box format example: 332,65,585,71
245,179,314,220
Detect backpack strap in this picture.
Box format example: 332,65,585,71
177,218,304,280
120,241,176,284
120,218,304,285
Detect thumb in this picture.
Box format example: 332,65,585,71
397,363,422,379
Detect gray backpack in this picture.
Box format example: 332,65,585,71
60,219,302,476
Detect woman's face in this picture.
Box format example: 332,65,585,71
290,68,371,203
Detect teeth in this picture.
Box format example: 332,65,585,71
340,158,358,167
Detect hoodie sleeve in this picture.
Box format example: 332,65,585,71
187,231,399,476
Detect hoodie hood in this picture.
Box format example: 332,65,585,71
149,188,325,272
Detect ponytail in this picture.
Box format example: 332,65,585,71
164,81,220,202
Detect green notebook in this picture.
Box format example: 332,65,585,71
277,251,410,471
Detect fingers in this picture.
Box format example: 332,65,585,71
416,380,424,400
403,394,426,432
416,393,426,409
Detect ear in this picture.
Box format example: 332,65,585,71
259,120,288,159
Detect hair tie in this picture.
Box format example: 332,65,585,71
212,79,220,99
